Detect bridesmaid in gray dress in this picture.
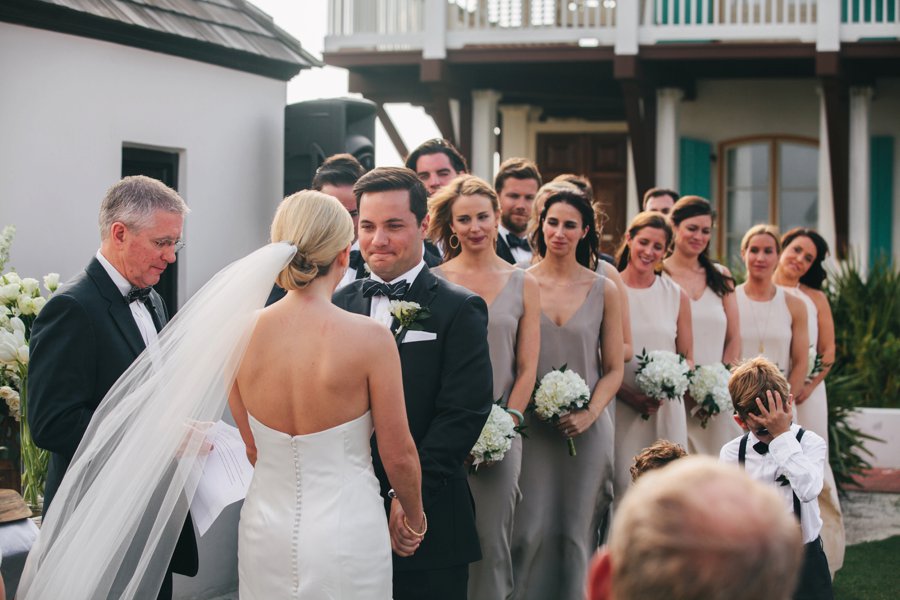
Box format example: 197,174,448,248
427,175,540,600
511,189,624,600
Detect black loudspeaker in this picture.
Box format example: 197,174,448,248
284,98,376,196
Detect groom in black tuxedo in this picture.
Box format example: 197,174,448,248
28,175,198,600
333,167,493,600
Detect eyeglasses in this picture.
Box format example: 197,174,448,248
153,238,185,252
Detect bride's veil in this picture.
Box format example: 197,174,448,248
18,242,297,599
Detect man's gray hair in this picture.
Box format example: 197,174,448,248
99,175,189,240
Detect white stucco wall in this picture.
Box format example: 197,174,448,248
0,21,293,599
0,22,287,303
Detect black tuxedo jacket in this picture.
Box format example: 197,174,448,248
333,267,493,572
28,257,198,577
495,235,516,264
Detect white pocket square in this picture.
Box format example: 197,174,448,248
402,330,437,343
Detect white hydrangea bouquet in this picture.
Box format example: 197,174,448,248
688,363,733,428
470,403,519,471
0,225,59,508
634,349,691,420
532,365,590,456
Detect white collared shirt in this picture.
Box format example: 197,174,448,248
368,260,426,329
720,422,825,543
96,250,157,347
498,223,532,264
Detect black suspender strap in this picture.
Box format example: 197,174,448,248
737,428,805,523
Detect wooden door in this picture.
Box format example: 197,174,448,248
537,133,628,256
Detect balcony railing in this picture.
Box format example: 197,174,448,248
325,0,899,55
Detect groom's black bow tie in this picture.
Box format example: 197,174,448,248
125,287,153,304
753,441,769,455
361,279,409,300
506,233,529,251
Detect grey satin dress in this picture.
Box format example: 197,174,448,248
432,267,525,600
511,275,614,600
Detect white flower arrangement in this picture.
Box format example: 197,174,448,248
532,365,591,456
470,403,518,469
0,225,58,507
634,349,691,420
688,363,733,428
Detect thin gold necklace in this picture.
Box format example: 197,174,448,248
746,287,775,354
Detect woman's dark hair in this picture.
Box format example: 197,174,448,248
530,189,601,269
616,212,673,272
781,227,830,290
669,195,734,297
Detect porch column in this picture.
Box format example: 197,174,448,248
849,86,874,273
655,87,683,190
817,90,837,259
498,105,532,160
471,89,501,180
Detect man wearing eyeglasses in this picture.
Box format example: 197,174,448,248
28,175,197,600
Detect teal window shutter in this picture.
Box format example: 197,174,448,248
679,137,712,199
870,136,894,263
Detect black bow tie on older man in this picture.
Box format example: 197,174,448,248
126,286,153,304
506,233,530,251
361,279,409,301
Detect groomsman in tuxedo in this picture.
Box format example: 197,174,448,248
642,187,680,215
333,167,493,600
405,138,468,264
494,157,542,265
28,176,198,600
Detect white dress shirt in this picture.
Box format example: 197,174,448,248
368,260,426,329
96,250,158,347
498,223,532,265
720,422,825,543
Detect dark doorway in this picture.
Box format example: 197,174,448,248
121,147,181,314
537,133,628,256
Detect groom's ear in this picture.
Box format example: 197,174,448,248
419,214,430,240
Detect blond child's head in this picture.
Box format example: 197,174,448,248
728,357,790,424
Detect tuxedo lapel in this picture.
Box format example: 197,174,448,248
86,260,145,358
343,280,373,316
496,237,515,264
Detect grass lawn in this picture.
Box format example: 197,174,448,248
832,535,900,599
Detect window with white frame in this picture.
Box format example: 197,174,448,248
720,137,818,263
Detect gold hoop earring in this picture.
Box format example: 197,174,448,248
449,233,460,249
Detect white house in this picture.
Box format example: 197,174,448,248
324,0,900,266
0,1,318,597
0,0,319,307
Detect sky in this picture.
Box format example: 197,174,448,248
250,0,441,166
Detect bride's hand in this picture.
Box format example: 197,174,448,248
388,499,422,557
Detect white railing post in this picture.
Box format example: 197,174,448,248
615,0,640,54
424,0,448,58
817,0,841,51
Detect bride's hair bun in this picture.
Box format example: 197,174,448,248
270,190,354,291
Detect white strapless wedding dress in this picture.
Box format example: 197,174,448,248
238,410,392,599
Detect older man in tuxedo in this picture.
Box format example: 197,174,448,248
28,175,197,600
334,167,493,600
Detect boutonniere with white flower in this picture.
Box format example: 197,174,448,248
389,300,431,340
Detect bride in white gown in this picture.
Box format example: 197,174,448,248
231,191,424,598
18,190,423,600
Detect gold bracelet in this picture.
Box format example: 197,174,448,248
402,513,427,537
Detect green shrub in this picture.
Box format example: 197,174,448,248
827,257,900,409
